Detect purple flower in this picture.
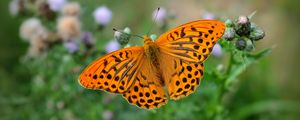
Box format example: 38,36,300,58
93,6,112,26
202,11,215,20
64,40,79,54
153,7,167,25
212,43,222,57
47,0,66,12
9,0,19,16
103,110,113,120
82,32,94,48
105,40,120,53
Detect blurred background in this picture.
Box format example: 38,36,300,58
0,0,299,119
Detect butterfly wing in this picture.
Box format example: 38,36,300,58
156,20,225,100
159,53,204,100
156,20,225,63
122,55,168,109
79,47,168,109
79,47,144,93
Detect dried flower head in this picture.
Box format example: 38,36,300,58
57,16,81,41
47,0,66,12
20,18,48,41
62,2,80,16
93,6,112,26
27,35,48,57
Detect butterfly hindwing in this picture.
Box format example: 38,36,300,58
79,47,144,93
156,20,225,63
167,59,204,100
123,56,168,109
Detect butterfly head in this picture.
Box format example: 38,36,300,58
143,35,154,45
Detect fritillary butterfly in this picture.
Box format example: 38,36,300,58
79,20,225,109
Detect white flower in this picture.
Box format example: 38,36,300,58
47,0,66,12
105,40,120,53
57,16,81,41
153,7,167,25
20,18,47,41
212,43,222,57
62,2,80,16
202,11,215,20
93,6,112,26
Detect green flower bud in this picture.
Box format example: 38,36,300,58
114,27,131,45
225,19,234,27
249,23,265,41
245,38,254,52
235,38,247,50
150,34,157,41
222,27,235,41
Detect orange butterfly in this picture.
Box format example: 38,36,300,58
79,20,225,109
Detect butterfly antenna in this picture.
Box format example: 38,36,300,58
113,28,143,39
147,7,160,36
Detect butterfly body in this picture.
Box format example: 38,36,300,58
79,20,225,109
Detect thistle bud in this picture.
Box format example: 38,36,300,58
114,27,131,45
249,23,265,41
245,38,254,52
235,16,251,36
150,34,157,41
225,19,234,27
222,27,235,41
235,38,246,51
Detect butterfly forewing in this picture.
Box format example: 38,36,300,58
156,20,225,63
79,47,144,93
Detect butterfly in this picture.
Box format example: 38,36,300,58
79,20,225,109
